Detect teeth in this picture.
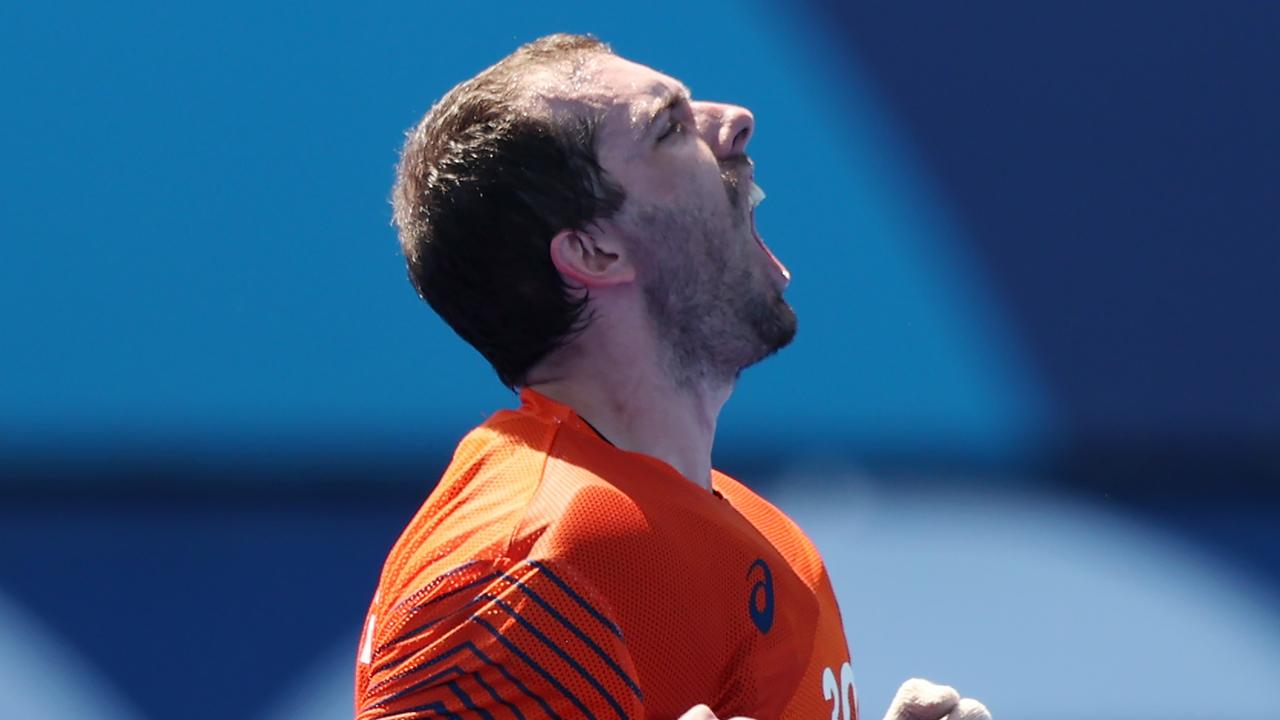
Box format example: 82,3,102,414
748,181,766,209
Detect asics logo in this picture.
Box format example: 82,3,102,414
747,558,774,633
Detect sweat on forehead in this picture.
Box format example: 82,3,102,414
529,55,689,142
519,55,612,105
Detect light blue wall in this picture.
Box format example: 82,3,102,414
1,0,1047,465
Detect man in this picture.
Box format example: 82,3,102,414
356,34,991,720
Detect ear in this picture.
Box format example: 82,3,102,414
548,225,635,288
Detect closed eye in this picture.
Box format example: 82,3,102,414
657,119,684,142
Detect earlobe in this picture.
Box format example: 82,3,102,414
549,227,635,287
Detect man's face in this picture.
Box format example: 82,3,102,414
570,54,796,386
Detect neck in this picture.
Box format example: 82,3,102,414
527,353,731,491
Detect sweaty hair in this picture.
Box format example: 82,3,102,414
392,33,625,388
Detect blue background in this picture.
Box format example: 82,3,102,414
1,2,1277,718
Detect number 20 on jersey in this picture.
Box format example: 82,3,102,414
822,662,857,720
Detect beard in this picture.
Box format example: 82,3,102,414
624,198,797,389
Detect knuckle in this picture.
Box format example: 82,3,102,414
679,704,716,720
953,698,991,720
889,677,962,719
901,676,931,691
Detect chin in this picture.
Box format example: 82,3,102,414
738,298,796,373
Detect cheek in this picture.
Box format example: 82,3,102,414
655,145,725,197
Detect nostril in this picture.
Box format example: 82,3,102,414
730,126,751,154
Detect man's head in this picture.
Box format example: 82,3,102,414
393,34,795,390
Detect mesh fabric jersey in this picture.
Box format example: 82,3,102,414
355,389,855,719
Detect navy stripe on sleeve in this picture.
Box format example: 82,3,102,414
473,614,584,720
498,571,641,700
381,570,502,652
525,560,624,639
382,700,458,720
446,679,494,720
373,642,549,719
468,669,525,720
479,593,631,720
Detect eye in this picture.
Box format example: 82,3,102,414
657,119,684,143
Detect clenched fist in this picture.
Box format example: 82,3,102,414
677,704,754,720
675,677,987,720
882,678,990,720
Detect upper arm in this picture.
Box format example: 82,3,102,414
357,558,645,720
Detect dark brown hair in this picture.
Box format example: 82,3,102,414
392,34,625,388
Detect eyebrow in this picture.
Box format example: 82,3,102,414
641,84,692,139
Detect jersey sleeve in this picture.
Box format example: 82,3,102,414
356,558,646,720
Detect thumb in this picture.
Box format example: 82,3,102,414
882,678,960,720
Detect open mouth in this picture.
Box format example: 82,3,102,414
747,180,792,288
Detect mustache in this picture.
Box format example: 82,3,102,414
720,156,753,208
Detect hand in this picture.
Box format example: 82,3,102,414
882,678,990,720
677,703,755,720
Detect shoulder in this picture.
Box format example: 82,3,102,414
376,409,565,602
511,443,654,563
379,409,655,605
713,472,828,583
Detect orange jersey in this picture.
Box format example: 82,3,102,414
355,389,856,719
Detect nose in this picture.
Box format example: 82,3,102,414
694,101,754,159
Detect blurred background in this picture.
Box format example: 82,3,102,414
2,1,1278,718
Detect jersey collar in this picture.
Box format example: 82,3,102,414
517,386,726,496
518,386,613,444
